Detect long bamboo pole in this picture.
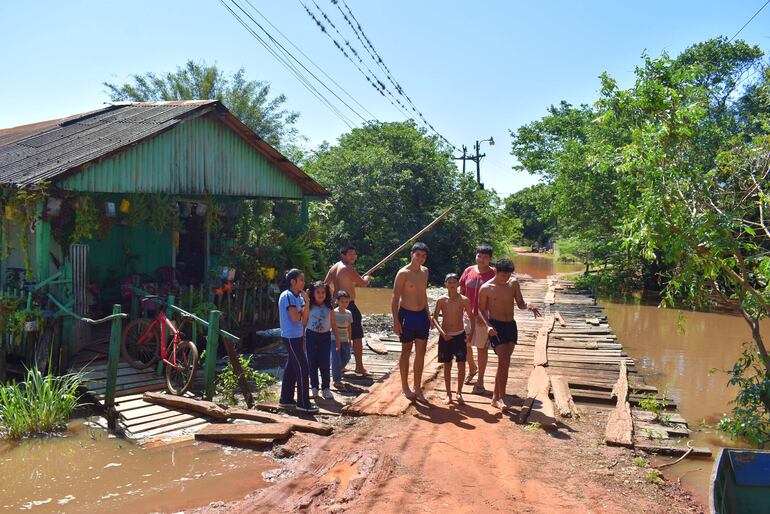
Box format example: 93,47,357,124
363,206,454,277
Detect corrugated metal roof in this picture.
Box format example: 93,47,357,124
0,101,328,197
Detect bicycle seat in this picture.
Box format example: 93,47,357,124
141,295,162,303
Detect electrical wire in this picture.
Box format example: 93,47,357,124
219,0,359,128
238,0,379,121
332,0,458,150
299,0,414,121
729,0,770,42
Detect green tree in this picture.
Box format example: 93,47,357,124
104,60,299,148
511,37,770,442
504,183,555,245
306,121,514,284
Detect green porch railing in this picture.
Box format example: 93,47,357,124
129,286,245,403
46,293,127,429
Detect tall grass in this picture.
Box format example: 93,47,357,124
0,367,83,439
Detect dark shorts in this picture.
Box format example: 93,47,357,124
348,301,364,340
438,332,467,363
398,307,430,343
489,319,518,349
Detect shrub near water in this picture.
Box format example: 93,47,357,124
216,354,277,406
0,367,82,439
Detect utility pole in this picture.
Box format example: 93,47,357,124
474,139,484,187
453,145,468,174
455,137,494,189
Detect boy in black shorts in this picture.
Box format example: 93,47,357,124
477,258,541,411
432,273,475,405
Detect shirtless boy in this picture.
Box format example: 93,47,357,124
325,245,371,375
391,242,432,402
477,258,541,410
432,273,475,405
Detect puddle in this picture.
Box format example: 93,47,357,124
0,419,276,513
323,461,358,497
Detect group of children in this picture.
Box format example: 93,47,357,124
277,243,541,413
277,269,359,413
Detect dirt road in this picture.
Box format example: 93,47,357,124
195,388,703,513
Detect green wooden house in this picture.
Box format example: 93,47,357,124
0,100,328,364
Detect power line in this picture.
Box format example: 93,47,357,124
729,0,770,42
330,0,459,150
218,0,361,129
229,0,367,125
219,0,355,128
298,0,414,121
239,0,379,121
302,0,458,149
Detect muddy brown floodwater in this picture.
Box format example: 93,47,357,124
0,419,275,513
602,301,758,505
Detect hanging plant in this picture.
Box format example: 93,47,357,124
0,296,21,335
5,184,49,277
204,198,224,234
71,196,100,242
149,195,180,234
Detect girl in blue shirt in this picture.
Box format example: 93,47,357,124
278,268,318,413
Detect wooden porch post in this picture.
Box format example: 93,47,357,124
35,201,51,282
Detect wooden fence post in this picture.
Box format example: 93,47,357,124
204,310,221,400
105,304,123,430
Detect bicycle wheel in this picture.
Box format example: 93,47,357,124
165,340,198,395
121,318,160,369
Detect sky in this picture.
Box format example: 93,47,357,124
1,1,769,197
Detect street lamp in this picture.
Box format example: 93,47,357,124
474,137,494,188
454,136,495,188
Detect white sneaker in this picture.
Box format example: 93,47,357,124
311,387,319,398
322,388,333,400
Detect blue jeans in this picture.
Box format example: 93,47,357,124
279,337,311,407
306,330,331,390
331,339,352,383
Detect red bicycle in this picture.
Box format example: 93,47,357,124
121,296,199,395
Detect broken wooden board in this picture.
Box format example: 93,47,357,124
366,337,388,355
255,402,341,417
554,311,566,327
634,443,712,457
143,392,229,420
227,408,333,436
195,422,293,442
518,365,556,428
343,337,440,417
604,361,633,447
533,315,555,367
141,393,334,435
550,375,579,418
632,409,688,426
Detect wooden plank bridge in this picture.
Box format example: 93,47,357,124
70,277,706,456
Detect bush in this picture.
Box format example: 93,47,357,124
717,345,770,446
216,354,277,406
638,388,671,425
0,367,82,439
